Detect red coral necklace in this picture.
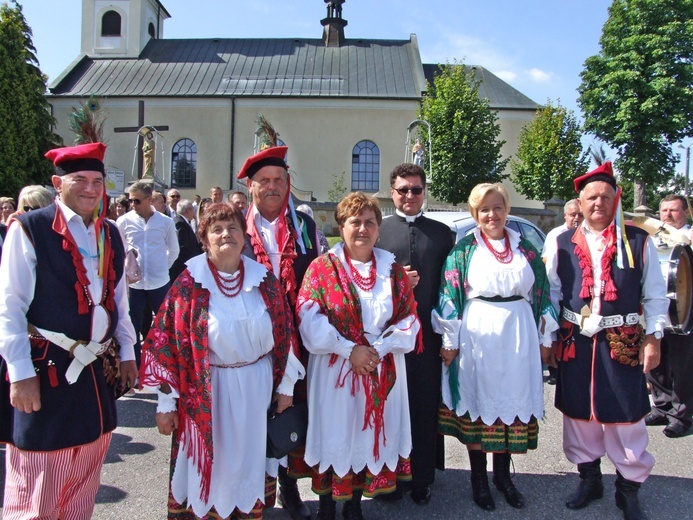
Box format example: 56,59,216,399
344,249,377,291
208,257,244,297
481,231,513,264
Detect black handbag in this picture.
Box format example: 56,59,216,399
267,401,308,459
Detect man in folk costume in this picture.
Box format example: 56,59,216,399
239,144,319,520
0,142,138,519
645,194,693,438
545,162,668,520
376,163,454,505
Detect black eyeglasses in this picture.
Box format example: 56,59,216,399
393,186,424,196
23,205,40,212
129,198,142,205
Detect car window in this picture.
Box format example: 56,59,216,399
519,222,544,251
506,220,521,234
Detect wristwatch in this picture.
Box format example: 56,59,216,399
652,331,663,340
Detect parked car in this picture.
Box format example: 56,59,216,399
424,211,546,252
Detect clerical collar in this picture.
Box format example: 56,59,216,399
395,209,422,223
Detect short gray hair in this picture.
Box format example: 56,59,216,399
178,199,193,213
564,199,579,213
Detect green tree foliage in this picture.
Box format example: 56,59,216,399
511,100,589,202
578,0,693,206
326,170,347,203
420,63,509,205
0,1,58,197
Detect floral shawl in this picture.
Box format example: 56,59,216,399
139,263,296,503
297,251,420,460
436,230,557,407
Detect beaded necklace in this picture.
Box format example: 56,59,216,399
207,257,244,297
481,230,513,264
344,249,377,291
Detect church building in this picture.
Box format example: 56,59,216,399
47,0,541,208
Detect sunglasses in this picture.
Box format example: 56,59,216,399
23,205,41,212
393,186,424,196
169,194,180,198
129,198,143,205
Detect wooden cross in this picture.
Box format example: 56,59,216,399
113,100,169,179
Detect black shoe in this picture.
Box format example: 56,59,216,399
547,375,557,385
469,450,495,511
565,459,603,510
615,472,647,520
566,477,604,509
663,423,690,438
278,483,312,520
492,453,525,509
644,413,668,426
410,485,431,505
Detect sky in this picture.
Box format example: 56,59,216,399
19,0,691,176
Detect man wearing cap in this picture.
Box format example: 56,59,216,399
0,142,138,519
239,145,319,520
644,194,693,438
376,163,454,505
545,162,668,520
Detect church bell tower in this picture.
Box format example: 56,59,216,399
80,0,170,58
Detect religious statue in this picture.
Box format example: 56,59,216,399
412,139,425,167
142,132,155,179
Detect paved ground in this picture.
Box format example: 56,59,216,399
1,384,691,519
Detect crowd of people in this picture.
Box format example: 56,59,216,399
0,140,689,520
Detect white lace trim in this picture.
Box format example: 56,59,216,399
186,254,268,294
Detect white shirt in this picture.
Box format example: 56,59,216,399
116,208,179,290
251,206,283,278
545,221,668,336
0,200,136,383
541,222,569,259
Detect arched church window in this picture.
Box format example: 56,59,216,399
351,140,379,191
101,11,121,37
148,22,156,39
171,139,197,188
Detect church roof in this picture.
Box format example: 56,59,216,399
49,37,427,99
422,64,539,111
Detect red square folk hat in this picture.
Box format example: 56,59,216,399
573,161,616,193
237,146,288,180
44,142,106,176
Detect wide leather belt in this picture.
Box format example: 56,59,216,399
29,324,111,385
562,308,639,333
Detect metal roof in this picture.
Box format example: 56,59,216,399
49,37,426,99
422,64,539,111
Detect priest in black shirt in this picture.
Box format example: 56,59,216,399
378,163,455,505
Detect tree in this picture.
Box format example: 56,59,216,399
420,63,509,205
510,100,589,202
578,0,693,207
326,170,347,203
0,1,58,197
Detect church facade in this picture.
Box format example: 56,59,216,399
47,0,542,208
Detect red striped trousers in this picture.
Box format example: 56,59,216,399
3,432,112,520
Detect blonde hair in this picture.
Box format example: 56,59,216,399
467,183,510,223
17,185,54,211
